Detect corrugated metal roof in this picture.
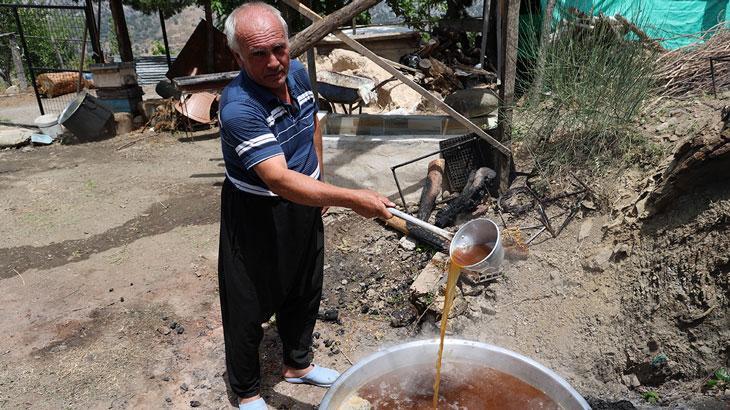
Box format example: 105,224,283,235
135,55,175,85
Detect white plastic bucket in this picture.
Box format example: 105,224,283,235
34,114,63,139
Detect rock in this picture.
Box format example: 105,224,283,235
621,373,641,388
578,218,594,242
162,376,170,381
180,383,188,392
360,305,370,314
189,400,201,407
4,85,19,95
398,236,416,251
582,246,613,272
312,331,320,339
165,397,172,403
389,305,417,328
410,252,448,300
318,308,339,322
170,321,178,329
323,339,333,348
612,243,630,260
443,87,499,118
480,305,497,316
0,127,32,147
157,327,171,335
114,112,134,136
330,347,341,355
176,325,185,335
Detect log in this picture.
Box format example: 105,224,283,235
378,215,450,252
288,0,380,58
435,167,496,227
37,72,92,98
417,159,445,221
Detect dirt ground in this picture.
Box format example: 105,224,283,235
0,93,728,410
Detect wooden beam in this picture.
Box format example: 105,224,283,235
281,0,511,156
109,0,133,62
496,0,520,192
288,0,380,58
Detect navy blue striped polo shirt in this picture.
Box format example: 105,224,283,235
219,60,319,196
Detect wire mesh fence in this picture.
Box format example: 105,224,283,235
0,3,94,116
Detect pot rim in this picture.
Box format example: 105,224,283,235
320,338,590,409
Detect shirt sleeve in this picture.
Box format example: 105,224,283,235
220,101,283,170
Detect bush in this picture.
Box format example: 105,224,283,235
515,9,660,176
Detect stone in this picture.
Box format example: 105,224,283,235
189,400,201,407
165,397,172,403
621,373,641,388
582,246,613,272
389,305,417,328
399,236,416,251
157,327,171,336
318,308,339,322
176,325,185,335
114,112,134,136
180,383,188,391
0,126,32,147
410,252,448,299
4,85,19,95
578,218,594,242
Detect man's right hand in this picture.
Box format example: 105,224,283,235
349,189,395,219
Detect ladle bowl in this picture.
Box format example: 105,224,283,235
320,339,590,409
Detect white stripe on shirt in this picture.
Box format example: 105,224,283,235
226,165,321,197
235,133,276,156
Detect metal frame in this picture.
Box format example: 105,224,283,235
1,3,100,115
709,55,730,97
390,135,478,211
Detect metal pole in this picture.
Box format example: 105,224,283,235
13,6,44,115
84,0,103,63
479,0,491,69
159,9,172,69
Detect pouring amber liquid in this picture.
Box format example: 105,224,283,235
433,243,492,408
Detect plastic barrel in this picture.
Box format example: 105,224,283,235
58,93,114,141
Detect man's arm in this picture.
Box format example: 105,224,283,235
254,155,393,219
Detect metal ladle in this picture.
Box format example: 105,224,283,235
387,208,504,273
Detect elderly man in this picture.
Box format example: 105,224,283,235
219,2,393,408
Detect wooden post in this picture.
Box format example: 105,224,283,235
109,0,133,62
479,0,491,70
9,34,27,91
496,0,520,193
203,0,214,73
303,0,318,101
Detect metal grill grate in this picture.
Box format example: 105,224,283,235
439,134,492,192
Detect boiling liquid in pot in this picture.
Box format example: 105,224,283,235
353,362,558,409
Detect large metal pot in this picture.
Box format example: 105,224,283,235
320,339,590,409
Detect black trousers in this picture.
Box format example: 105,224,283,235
218,178,324,399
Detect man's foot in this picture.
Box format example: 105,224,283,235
283,364,340,387
239,395,267,409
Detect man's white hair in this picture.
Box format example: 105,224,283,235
224,2,289,55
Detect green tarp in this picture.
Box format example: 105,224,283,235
541,0,730,49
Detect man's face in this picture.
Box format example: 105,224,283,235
234,11,290,93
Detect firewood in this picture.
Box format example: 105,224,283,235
435,167,496,227
417,159,445,221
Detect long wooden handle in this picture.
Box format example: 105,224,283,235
387,208,453,240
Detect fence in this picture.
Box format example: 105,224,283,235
0,3,100,116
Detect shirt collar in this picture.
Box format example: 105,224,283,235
239,69,299,112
